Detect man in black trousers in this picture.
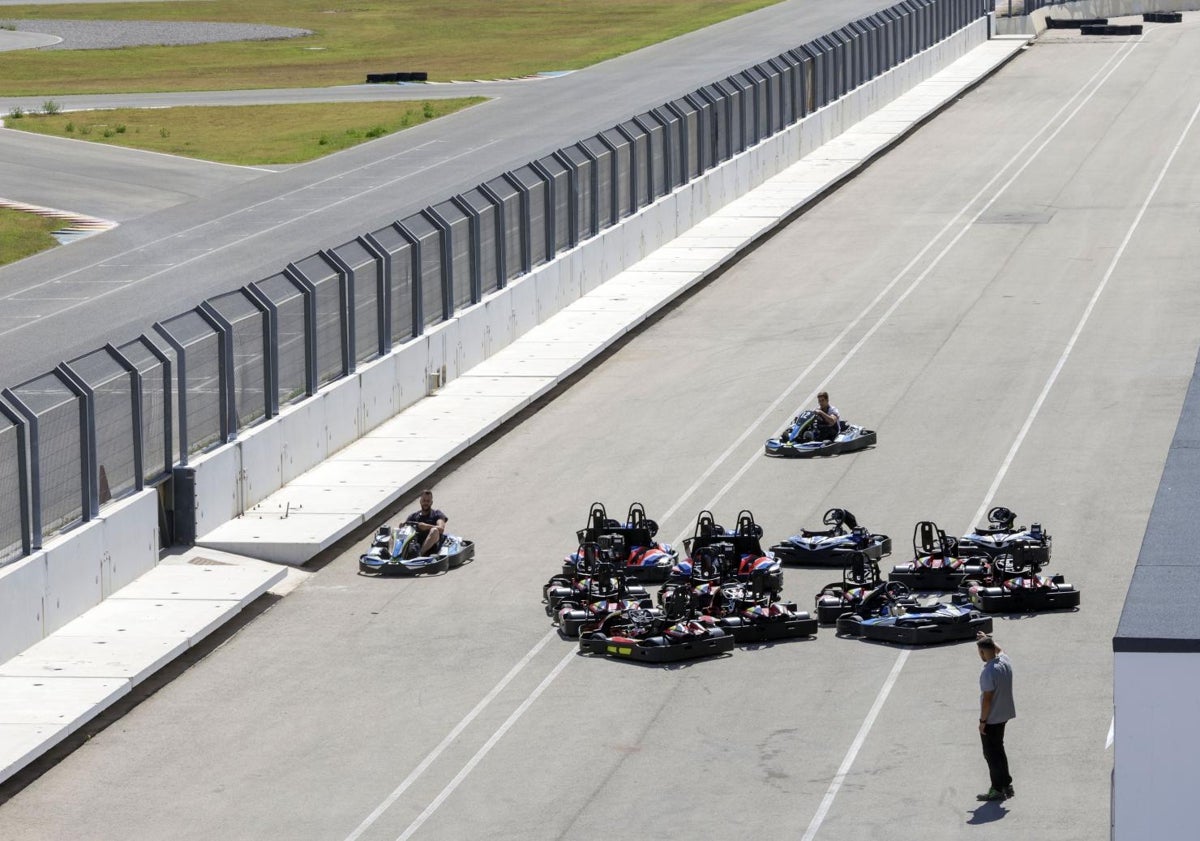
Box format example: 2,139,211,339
976,632,1016,801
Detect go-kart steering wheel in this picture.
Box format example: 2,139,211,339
884,581,910,600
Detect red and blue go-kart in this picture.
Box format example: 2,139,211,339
815,549,885,624
770,507,892,566
561,502,677,582
659,553,817,643
888,521,987,592
359,523,475,576
962,543,1079,614
677,509,783,595
578,608,735,663
543,541,650,616
765,410,877,458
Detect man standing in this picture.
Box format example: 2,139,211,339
976,633,1016,801
405,489,448,557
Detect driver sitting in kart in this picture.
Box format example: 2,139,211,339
405,489,448,557
813,391,841,442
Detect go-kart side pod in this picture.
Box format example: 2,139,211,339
714,609,819,643
578,629,734,663
968,578,1080,613
358,551,450,576
837,608,993,644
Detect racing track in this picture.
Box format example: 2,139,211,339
4,18,1200,841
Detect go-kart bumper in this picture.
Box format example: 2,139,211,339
358,552,450,576
718,613,819,642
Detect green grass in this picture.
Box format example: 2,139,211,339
5,99,487,164
0,208,61,266
0,0,782,95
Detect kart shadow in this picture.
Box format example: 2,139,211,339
573,649,734,670
737,635,819,652
967,800,1009,824
835,633,980,649
989,606,1082,622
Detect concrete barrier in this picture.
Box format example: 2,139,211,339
996,0,1199,36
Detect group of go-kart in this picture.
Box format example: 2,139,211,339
543,503,816,663
539,502,1078,663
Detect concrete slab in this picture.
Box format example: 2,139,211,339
0,634,188,683
103,560,282,603
55,598,247,645
0,676,129,729
0,723,68,781
337,436,465,462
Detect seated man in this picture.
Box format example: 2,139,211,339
405,489,448,557
814,391,841,442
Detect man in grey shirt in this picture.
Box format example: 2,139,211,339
976,633,1015,801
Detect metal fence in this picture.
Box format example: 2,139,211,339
0,0,990,565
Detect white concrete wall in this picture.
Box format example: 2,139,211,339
1113,650,1200,840
0,17,988,660
0,489,158,662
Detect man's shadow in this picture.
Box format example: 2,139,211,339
966,800,1009,824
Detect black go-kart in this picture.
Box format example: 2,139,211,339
359,523,475,576
551,539,662,637
957,506,1052,568
888,521,986,592
544,536,650,616
765,410,877,458
770,508,892,566
836,581,993,645
561,502,678,583
815,549,885,624
659,543,817,643
578,598,735,664
677,510,783,595
963,543,1080,614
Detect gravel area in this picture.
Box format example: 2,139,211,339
0,19,311,50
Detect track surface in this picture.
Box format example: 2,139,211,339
4,20,1200,841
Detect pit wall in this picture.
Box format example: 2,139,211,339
995,0,1200,35
0,18,988,664
1112,651,1200,839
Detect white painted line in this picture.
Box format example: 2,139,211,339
1107,717,1115,750
342,628,558,841
393,647,577,841
801,650,910,841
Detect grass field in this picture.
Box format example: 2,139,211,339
0,0,782,96
4,99,487,164
0,207,62,267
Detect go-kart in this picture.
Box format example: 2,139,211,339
578,604,735,663
836,582,993,645
963,543,1079,613
765,410,877,458
815,549,884,624
677,510,783,595
957,506,1051,567
561,502,678,582
660,543,817,643
770,508,892,566
888,521,985,591
551,539,661,637
544,536,650,616
358,522,475,575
